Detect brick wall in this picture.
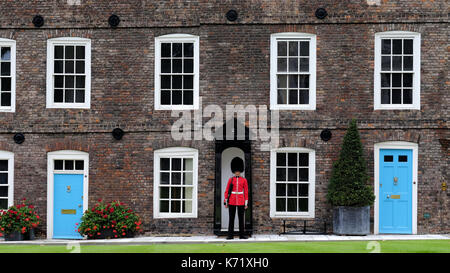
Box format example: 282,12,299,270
0,1,447,235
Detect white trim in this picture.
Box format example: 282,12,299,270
0,151,14,211
153,147,198,218
0,38,16,112
46,37,91,109
270,32,316,110
374,31,420,110
270,147,316,218
374,141,418,234
47,150,89,239
154,34,200,110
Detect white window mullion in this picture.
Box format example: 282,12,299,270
46,37,91,109
374,31,420,110
270,148,315,218
270,33,316,110
0,39,16,112
155,34,199,110
153,147,198,218
0,151,14,211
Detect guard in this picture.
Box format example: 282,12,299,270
224,157,249,240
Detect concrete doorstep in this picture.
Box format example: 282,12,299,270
0,234,448,246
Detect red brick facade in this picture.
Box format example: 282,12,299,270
0,1,448,236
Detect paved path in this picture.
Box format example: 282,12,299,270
0,234,448,245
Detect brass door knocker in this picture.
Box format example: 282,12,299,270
393,177,398,186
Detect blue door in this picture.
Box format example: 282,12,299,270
53,174,84,239
379,149,413,234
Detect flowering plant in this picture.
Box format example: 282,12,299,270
0,199,40,236
77,200,142,239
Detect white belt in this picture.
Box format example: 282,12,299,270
232,191,243,194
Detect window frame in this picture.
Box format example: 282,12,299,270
153,147,198,218
270,32,316,110
270,147,315,218
0,151,14,211
154,34,200,110
46,37,91,109
0,38,16,112
374,31,421,110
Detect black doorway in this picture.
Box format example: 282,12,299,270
213,120,252,236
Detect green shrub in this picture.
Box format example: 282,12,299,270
77,200,142,239
327,119,375,207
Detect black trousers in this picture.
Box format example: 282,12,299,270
228,205,245,237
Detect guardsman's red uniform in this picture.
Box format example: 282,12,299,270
224,176,248,206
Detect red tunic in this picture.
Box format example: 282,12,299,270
224,176,249,206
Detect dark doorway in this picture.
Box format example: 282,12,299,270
214,119,252,236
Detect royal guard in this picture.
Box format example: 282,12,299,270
224,157,249,240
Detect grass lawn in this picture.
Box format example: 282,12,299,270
0,240,448,253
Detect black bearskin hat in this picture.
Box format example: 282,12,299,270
231,157,244,173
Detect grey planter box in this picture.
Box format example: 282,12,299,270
333,206,370,235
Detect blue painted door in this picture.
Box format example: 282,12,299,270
379,149,413,234
53,174,84,239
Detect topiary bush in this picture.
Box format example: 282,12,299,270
77,200,142,239
327,119,375,207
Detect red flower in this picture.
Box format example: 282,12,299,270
0,233,3,237
98,199,102,202
97,232,101,235
113,230,117,233
109,208,115,213
114,235,118,238
122,232,126,236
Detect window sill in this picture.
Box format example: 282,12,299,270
270,213,315,219
47,104,91,109
155,105,198,111
374,105,420,110
153,214,198,219
270,105,316,111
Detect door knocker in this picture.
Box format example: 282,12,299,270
66,185,71,193
393,177,398,186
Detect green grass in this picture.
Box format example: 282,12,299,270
0,240,448,253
